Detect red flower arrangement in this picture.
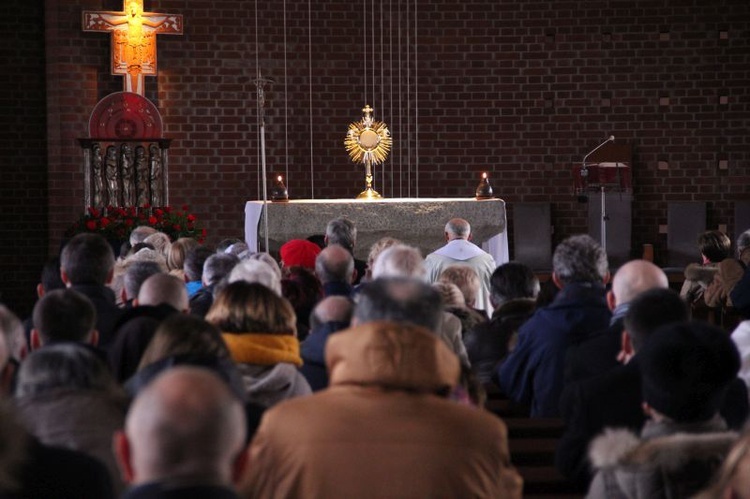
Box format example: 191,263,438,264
65,205,206,243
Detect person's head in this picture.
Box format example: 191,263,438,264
639,321,740,423
184,246,214,283
31,289,97,349
136,273,189,312
0,306,22,394
228,259,282,296
433,282,466,309
698,230,732,263
129,226,157,246
60,233,115,286
123,260,165,302
15,343,117,397
371,244,425,279
608,259,669,309
309,296,353,331
444,218,471,241
489,262,540,307
143,232,171,259
622,288,688,356
353,277,443,332
325,217,357,252
0,305,25,364
167,237,199,272
552,234,609,287
279,239,321,271
737,229,750,257
138,315,229,370
244,252,283,281
365,237,401,281
38,256,65,298
202,253,239,288
114,367,247,486
216,238,243,253
281,267,323,327
206,281,296,336
224,242,250,258
438,265,480,308
315,245,355,284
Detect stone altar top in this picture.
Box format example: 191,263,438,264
244,198,507,261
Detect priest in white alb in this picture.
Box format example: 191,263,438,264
424,218,497,313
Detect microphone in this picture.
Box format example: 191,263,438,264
582,135,615,170
579,136,614,200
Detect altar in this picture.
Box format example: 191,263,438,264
244,198,509,263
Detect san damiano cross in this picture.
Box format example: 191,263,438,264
82,0,183,95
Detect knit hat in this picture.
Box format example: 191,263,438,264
280,239,321,270
639,322,740,423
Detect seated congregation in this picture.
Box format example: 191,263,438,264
1,218,750,498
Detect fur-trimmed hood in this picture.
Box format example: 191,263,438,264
586,423,737,499
589,428,737,471
684,263,719,284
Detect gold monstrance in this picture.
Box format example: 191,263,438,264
345,105,391,199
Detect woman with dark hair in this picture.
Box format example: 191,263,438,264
126,313,265,441
281,266,323,342
681,230,732,320
205,281,311,407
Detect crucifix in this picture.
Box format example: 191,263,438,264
82,0,183,95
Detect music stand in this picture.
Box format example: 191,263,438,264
572,143,632,253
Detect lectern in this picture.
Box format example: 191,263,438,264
572,143,632,266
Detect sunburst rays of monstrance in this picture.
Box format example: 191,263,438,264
345,105,391,199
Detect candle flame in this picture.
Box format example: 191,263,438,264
482,172,487,179
277,175,283,182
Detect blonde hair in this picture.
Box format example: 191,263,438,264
694,430,750,499
438,265,480,307
206,281,297,336
167,237,199,271
433,282,466,309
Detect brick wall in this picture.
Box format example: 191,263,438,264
7,0,750,316
0,0,48,317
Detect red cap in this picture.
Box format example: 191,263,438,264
280,239,321,270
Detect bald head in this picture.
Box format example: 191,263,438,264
121,367,246,485
137,274,189,311
611,260,669,306
445,218,471,240
310,296,353,330
315,245,355,284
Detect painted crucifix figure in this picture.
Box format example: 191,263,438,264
82,0,183,95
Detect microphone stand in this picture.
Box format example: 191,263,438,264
582,136,615,252
254,74,274,252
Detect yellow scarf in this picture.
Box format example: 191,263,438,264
222,333,303,367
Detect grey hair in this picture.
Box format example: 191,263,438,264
228,259,282,296
129,225,158,246
124,260,165,300
15,343,117,397
371,244,425,279
552,234,609,285
325,217,357,251
445,218,471,239
203,253,239,287
354,277,443,332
